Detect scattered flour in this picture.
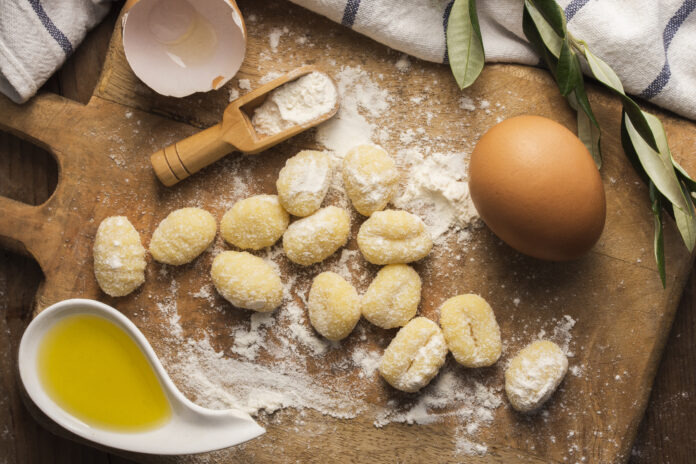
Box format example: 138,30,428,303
394,148,479,241
316,66,391,156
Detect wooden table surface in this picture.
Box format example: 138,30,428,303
0,6,694,464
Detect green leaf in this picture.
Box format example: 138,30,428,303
674,180,696,252
574,94,602,168
673,159,696,192
650,183,667,288
620,111,650,185
556,40,578,96
522,6,559,74
447,0,485,89
624,111,690,212
524,0,563,58
582,45,624,94
528,0,567,37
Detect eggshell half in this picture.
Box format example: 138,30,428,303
123,0,246,97
469,115,606,261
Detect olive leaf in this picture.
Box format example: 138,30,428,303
650,183,667,288
556,40,579,96
673,159,696,192
582,45,624,93
528,0,567,37
524,0,563,58
674,180,696,252
574,94,602,168
624,112,690,213
447,0,485,89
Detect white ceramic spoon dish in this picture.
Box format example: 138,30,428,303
18,298,265,455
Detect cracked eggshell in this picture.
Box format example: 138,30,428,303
123,0,246,97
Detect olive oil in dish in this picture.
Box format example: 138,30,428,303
37,314,171,432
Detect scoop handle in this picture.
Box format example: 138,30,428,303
150,123,233,186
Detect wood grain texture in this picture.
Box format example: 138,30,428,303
0,2,695,463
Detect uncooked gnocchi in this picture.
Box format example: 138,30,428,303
221,195,289,250
276,150,332,217
361,264,421,329
379,317,448,392
93,216,146,297
439,294,502,368
505,340,568,413
149,207,217,265
307,272,361,341
211,251,283,312
342,145,399,216
357,210,433,264
282,206,351,265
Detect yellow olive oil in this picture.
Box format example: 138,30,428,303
37,314,171,432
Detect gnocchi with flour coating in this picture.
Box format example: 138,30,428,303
342,145,399,216
221,195,289,250
93,216,146,297
307,272,360,341
149,208,217,265
379,317,447,392
357,210,432,264
362,264,421,329
211,251,283,312
283,206,351,265
439,294,502,367
505,340,568,412
276,150,332,217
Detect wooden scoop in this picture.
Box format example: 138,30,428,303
150,65,339,186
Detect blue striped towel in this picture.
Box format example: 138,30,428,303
289,0,696,121
0,0,110,103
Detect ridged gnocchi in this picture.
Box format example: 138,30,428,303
211,251,283,312
342,145,399,216
505,340,568,412
149,208,217,265
220,195,289,250
276,150,332,217
379,317,448,392
439,294,502,368
307,272,361,341
283,206,351,266
361,264,421,329
93,216,146,297
357,210,433,264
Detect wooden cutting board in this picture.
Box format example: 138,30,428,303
2,2,695,463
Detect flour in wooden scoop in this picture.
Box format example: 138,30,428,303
251,71,337,136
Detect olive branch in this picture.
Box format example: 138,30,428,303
447,0,696,286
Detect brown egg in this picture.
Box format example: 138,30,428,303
469,115,606,261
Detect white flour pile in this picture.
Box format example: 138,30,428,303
251,71,337,136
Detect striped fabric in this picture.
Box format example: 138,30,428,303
289,0,696,120
0,0,110,103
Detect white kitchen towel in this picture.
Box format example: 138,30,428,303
0,0,111,103
289,0,696,121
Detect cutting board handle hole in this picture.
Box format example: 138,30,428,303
0,130,58,206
